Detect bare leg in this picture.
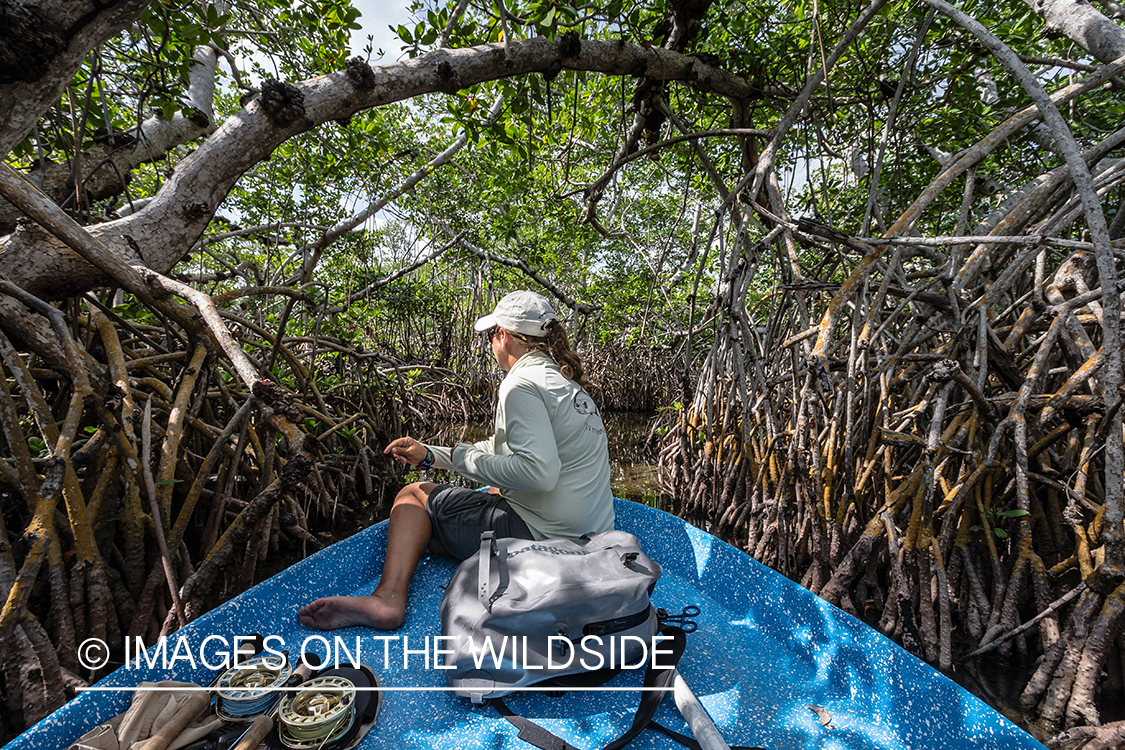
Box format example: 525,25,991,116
299,482,435,631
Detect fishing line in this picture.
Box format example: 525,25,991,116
214,655,293,721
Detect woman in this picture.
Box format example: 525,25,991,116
299,290,613,630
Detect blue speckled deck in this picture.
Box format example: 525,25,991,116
8,499,1045,750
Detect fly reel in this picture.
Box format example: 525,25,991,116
215,654,293,721
276,675,358,750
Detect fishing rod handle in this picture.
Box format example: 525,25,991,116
230,714,273,750
137,691,211,750
288,658,317,685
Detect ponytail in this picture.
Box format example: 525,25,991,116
521,320,590,390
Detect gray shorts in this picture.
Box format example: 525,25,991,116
426,485,534,561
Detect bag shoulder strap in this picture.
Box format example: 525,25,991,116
491,626,766,750
492,627,688,750
492,698,583,750
601,626,684,750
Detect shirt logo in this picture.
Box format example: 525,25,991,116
572,391,601,417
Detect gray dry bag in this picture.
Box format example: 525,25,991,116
439,529,662,703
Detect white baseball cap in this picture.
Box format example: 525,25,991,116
473,290,557,337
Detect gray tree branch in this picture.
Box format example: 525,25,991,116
0,37,755,301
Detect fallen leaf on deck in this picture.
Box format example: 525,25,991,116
808,704,833,728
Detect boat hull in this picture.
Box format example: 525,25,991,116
7,498,1045,750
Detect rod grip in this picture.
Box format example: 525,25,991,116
293,660,315,682
285,651,321,686
231,714,274,750
136,691,211,750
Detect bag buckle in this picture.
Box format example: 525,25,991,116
553,627,571,656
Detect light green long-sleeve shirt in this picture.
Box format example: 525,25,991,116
425,350,614,540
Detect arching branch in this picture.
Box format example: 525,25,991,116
0,37,756,301
1022,0,1125,63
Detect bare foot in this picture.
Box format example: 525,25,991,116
298,593,406,631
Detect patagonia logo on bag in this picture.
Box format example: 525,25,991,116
506,543,588,559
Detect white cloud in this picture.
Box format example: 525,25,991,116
350,0,417,63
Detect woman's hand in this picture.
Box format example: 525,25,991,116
383,436,428,465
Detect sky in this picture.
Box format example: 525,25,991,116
338,0,428,244
350,0,418,63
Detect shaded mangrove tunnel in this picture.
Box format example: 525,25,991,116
1,230,1123,746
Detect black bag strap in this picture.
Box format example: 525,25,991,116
477,532,509,612
492,626,692,750
602,626,686,750
650,720,705,750
492,698,583,750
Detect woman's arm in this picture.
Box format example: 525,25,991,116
453,382,560,492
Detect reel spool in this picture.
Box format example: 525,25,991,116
215,654,294,722
276,675,358,750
